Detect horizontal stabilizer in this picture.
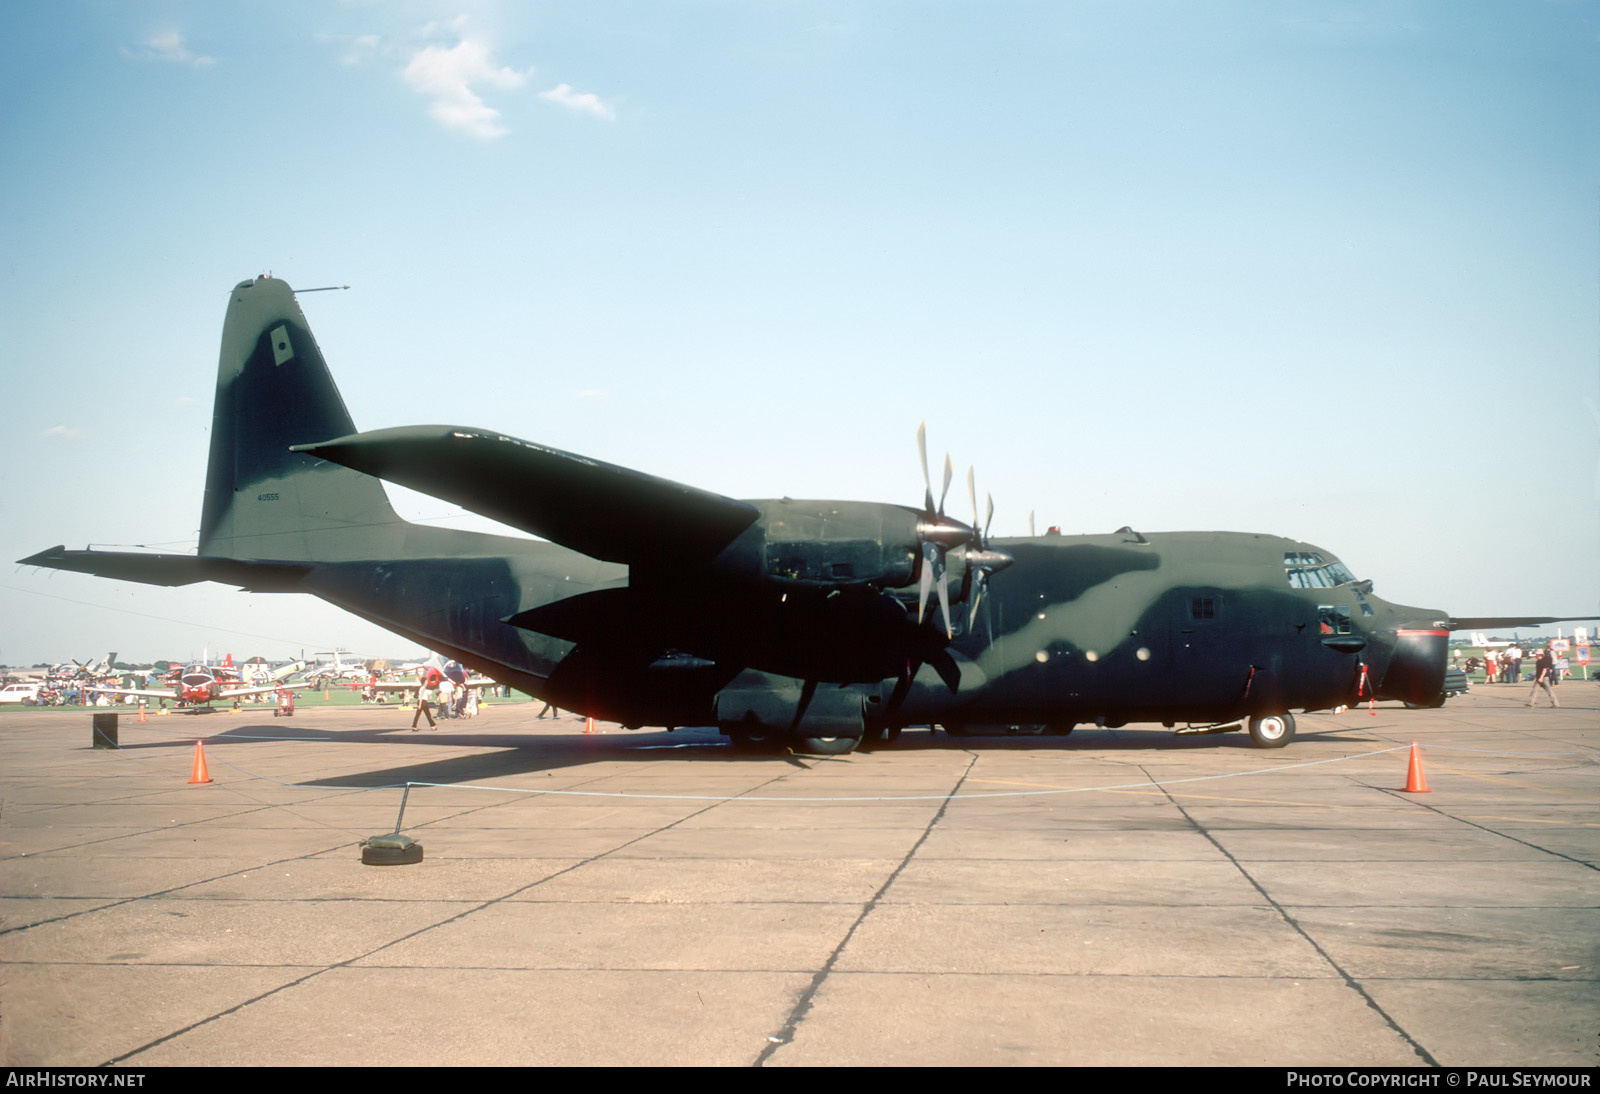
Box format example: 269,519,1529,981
17,546,309,592
293,427,760,566
505,588,640,644
1447,615,1600,630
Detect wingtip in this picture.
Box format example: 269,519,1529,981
16,545,66,567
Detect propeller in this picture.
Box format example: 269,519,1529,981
964,467,1014,626
915,423,971,638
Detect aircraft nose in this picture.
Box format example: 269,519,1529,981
1376,628,1449,706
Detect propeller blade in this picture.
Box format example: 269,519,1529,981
1028,510,1035,537
937,563,953,640
918,541,936,623
967,466,978,532
984,492,994,541
917,422,934,514
939,454,953,515
968,572,985,627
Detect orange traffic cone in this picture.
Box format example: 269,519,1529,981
584,716,596,734
1399,741,1430,793
137,703,147,723
187,740,212,784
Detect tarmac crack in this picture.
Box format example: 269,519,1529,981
1140,763,1443,1069
97,770,793,1066
0,840,363,938
1363,783,1600,873
752,750,980,1067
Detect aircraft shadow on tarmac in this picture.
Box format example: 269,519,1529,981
131,718,1384,790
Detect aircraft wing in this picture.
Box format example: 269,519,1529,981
16,548,309,592
91,687,176,701
291,427,761,566
217,683,312,699
1447,615,1600,630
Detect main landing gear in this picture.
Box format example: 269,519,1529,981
1247,712,1295,748
725,727,881,756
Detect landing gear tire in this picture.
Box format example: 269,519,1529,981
1247,713,1295,748
792,736,857,756
726,729,781,752
1045,723,1076,736
940,723,969,736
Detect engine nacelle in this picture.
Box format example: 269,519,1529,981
709,498,931,591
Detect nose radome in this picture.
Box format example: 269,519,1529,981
1377,628,1449,706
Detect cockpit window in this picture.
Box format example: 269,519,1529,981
1318,604,1352,635
1285,553,1356,589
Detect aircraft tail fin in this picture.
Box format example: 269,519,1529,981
198,276,406,562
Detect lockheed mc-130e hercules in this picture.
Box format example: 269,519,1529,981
20,277,1594,754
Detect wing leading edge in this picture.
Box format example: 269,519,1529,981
17,547,310,592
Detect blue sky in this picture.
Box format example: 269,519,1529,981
2,1,1597,665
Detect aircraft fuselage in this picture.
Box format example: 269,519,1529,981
287,522,1443,740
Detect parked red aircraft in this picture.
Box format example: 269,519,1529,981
99,656,308,708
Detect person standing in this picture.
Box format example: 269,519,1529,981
411,680,436,729
1526,648,1559,708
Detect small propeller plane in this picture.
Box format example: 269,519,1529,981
20,277,1595,752
93,655,310,710
302,650,371,686
49,653,118,682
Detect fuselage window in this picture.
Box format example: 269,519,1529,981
1191,596,1217,620
1324,561,1355,585
1318,604,1352,635
1286,560,1358,589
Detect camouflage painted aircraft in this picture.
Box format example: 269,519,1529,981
20,277,1595,753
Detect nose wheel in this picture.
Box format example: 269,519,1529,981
1247,713,1295,748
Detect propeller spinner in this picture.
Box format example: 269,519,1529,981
964,466,1013,625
